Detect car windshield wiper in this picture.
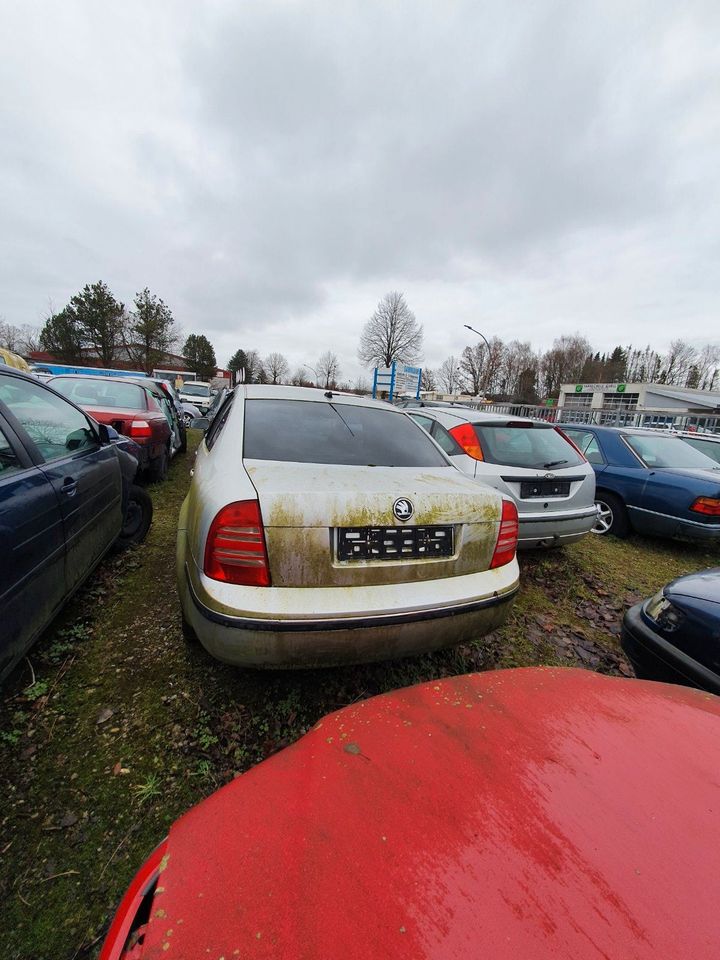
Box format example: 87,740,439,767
543,459,569,468
327,402,355,438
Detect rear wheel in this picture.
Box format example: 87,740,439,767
147,443,169,483
116,485,153,549
592,492,629,538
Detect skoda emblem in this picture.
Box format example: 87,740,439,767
543,472,555,480
393,497,414,522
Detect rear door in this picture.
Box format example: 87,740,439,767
3,377,122,594
0,412,66,681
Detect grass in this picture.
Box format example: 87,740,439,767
1,435,718,959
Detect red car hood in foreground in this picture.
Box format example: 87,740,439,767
104,668,720,959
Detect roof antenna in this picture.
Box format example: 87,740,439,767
324,390,333,399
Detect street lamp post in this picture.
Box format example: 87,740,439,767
302,363,320,387
463,324,491,353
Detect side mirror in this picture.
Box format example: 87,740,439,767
190,417,210,431
98,423,112,444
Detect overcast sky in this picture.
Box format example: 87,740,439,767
1,1,719,381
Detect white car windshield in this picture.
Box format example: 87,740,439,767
182,383,211,398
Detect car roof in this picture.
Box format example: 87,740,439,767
558,423,683,437
138,667,720,958
417,406,540,427
242,384,400,411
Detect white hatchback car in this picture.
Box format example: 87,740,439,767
177,387,520,667
408,408,597,549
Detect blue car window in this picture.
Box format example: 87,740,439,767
0,424,22,476
0,378,98,462
625,434,720,470
564,429,604,464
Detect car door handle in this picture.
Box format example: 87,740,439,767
61,477,78,497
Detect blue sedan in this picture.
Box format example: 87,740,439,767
559,424,720,543
621,568,720,694
0,369,147,683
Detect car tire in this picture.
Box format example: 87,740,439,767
116,485,153,549
592,492,629,538
181,610,198,642
148,443,169,483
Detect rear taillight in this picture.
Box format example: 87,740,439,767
449,423,484,460
490,499,519,568
129,420,152,439
555,427,587,461
690,496,720,516
204,500,271,586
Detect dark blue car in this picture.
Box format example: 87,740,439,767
621,568,720,694
0,369,149,683
559,424,720,543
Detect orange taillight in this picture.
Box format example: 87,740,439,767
204,500,271,586
449,423,484,460
690,497,720,516
490,499,519,568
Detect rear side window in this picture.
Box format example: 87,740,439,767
243,399,449,467
472,423,584,469
563,429,604,464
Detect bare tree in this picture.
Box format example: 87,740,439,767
438,355,461,394
540,334,592,397
660,339,697,386
353,375,371,394
264,351,290,384
291,366,312,386
358,292,423,368
459,344,484,395
316,350,341,389
0,320,40,354
421,367,437,391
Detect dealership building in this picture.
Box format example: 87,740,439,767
557,382,720,419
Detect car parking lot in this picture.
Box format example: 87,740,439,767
2,432,719,959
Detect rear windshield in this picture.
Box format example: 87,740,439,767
243,399,449,467
682,436,720,465
182,383,211,398
472,422,584,469
51,377,146,409
625,434,720,470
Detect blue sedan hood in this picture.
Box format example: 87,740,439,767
665,568,720,605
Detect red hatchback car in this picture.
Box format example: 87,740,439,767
100,668,720,960
49,376,172,481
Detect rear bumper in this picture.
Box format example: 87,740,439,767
627,506,720,543
517,506,598,549
620,602,720,694
179,559,519,668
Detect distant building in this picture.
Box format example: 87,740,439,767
558,382,720,417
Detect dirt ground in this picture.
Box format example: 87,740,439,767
2,434,718,959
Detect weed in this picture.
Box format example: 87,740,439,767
133,773,162,805
23,679,49,702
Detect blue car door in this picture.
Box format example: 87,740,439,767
3,377,122,595
0,414,66,682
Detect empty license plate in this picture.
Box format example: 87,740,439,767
520,480,571,498
337,526,454,561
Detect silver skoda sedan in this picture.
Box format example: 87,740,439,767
407,408,597,549
177,387,520,667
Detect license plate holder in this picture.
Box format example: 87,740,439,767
337,526,454,562
520,480,571,498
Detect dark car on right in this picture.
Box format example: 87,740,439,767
558,423,720,543
622,568,720,695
